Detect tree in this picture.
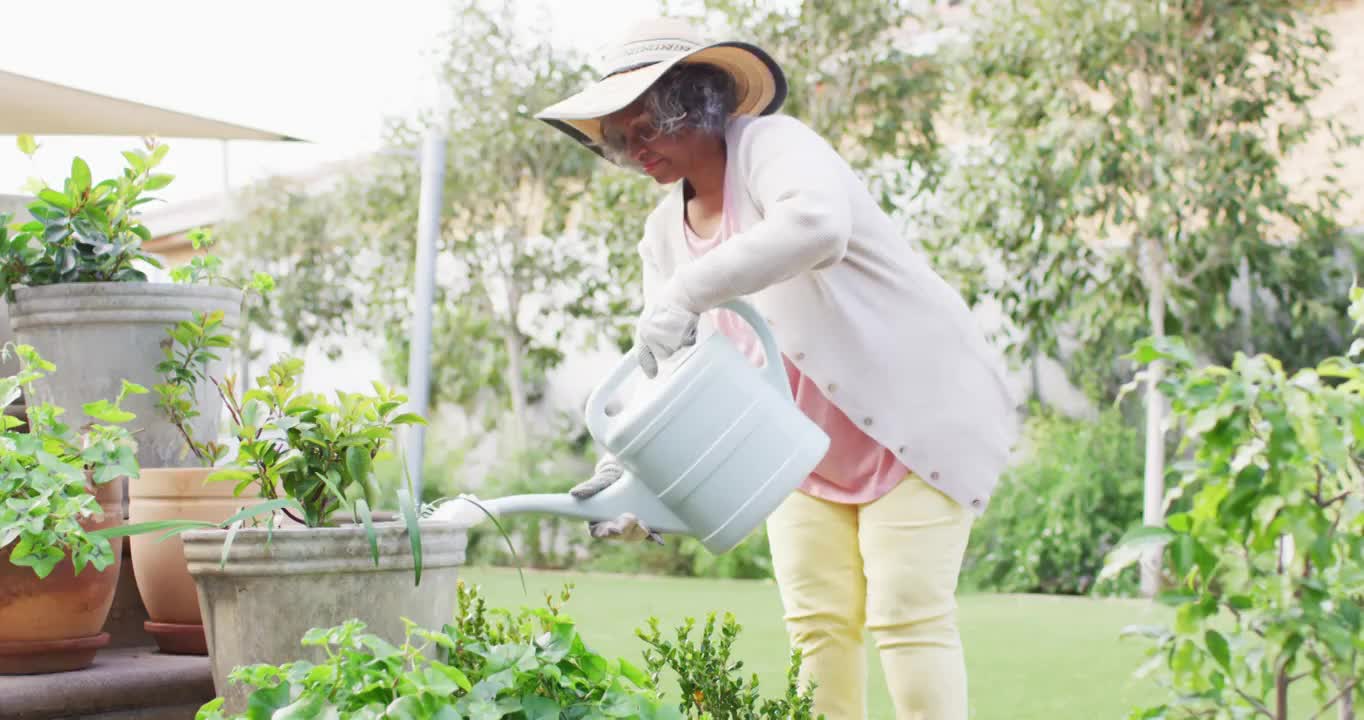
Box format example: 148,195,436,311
928,0,1358,595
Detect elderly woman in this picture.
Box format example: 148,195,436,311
536,17,1018,720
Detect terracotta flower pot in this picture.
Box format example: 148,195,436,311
0,478,125,674
129,467,251,655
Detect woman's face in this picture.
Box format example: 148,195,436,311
600,103,709,185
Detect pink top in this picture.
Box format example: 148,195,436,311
682,203,907,505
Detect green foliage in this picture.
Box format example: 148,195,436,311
638,612,818,719
194,582,817,720
0,345,141,579
1103,288,1364,719
153,310,235,465
208,356,426,528
0,136,170,298
702,0,946,189
963,404,1146,596
928,0,1359,402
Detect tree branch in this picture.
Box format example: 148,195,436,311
1308,678,1359,720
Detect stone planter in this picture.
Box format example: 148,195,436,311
129,468,254,655
183,521,468,713
7,283,242,473
0,479,125,674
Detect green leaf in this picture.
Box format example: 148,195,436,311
220,519,243,569
81,399,135,424
144,174,175,191
520,696,560,720
38,189,73,211
70,157,91,193
356,498,379,566
89,519,216,540
244,682,292,720
346,446,372,486
398,488,423,586
17,134,38,155
1099,525,1173,582
1205,629,1230,671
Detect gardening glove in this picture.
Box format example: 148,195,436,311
570,454,664,545
635,287,699,379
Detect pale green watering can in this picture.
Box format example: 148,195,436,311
443,299,830,554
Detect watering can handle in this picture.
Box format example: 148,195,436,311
585,299,788,444
720,299,790,400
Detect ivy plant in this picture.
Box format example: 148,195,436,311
0,345,142,578
1102,287,1364,718
0,135,170,298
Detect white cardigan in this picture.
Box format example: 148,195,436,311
636,113,1021,514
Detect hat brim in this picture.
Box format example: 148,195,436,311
535,41,786,158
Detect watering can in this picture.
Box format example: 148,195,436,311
447,299,830,554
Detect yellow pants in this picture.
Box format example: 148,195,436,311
767,473,974,719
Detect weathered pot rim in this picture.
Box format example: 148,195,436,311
11,282,243,302
181,520,468,576
181,518,463,536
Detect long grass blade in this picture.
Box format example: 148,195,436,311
219,518,243,570
450,495,526,595
356,498,380,566
89,519,216,541
398,488,422,586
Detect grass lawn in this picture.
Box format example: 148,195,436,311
459,567,1170,720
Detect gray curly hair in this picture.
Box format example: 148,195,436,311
599,63,738,164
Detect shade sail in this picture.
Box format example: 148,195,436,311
0,68,304,141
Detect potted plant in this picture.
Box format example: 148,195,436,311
0,345,142,674
0,137,243,475
128,233,274,655
168,355,467,712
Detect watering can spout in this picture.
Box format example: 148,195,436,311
435,471,688,536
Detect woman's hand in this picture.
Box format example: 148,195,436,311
571,455,664,544
634,298,698,378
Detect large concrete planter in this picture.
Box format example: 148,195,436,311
7,283,243,472
0,479,124,675
129,468,254,655
183,521,468,713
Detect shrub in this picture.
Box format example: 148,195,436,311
1103,289,1364,719
963,403,1145,596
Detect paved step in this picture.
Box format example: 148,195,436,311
0,646,215,719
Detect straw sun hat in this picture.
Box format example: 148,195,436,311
535,17,787,157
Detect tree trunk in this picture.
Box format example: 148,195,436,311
1141,237,1168,598
503,310,528,449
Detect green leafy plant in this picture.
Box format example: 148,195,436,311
193,582,683,720
207,356,426,528
1102,287,1364,719
0,135,171,298
962,404,1146,596
0,345,142,578
638,613,818,720
154,310,235,465
154,227,276,465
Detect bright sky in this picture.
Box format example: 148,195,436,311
0,0,680,205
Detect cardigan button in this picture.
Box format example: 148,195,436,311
862,417,873,427
897,446,907,454
972,498,983,507
795,352,806,361
827,383,837,393
930,471,940,481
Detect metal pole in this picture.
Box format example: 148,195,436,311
406,129,445,502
